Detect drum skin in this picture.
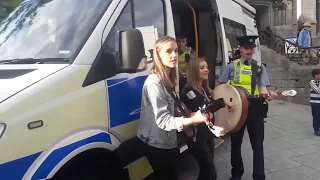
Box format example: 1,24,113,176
212,84,249,134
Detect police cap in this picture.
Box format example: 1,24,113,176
236,35,259,48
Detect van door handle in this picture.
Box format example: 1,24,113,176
28,120,43,130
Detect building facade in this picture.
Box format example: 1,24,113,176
246,0,318,39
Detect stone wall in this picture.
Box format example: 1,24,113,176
251,0,318,38
261,45,320,105
258,7,271,31
301,0,317,24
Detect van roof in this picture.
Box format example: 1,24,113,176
232,0,256,14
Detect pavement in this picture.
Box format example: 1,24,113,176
215,100,320,180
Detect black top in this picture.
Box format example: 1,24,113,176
180,83,225,140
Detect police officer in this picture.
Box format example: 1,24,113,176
216,35,278,180
176,33,196,92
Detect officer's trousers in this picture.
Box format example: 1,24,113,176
230,102,265,180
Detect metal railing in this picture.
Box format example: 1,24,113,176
259,30,320,65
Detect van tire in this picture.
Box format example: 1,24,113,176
51,148,129,180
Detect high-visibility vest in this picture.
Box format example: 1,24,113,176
178,46,192,73
230,59,261,95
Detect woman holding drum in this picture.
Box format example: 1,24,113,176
180,57,234,180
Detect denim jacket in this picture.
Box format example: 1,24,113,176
137,73,185,149
298,28,311,48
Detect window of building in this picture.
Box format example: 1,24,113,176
222,18,246,59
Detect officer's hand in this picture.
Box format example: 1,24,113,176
224,100,235,112
267,90,278,101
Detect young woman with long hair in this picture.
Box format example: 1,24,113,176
180,57,234,180
137,36,209,179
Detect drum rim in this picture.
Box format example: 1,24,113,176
230,86,249,133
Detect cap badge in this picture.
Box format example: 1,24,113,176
249,39,253,42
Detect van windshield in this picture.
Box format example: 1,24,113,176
0,0,111,64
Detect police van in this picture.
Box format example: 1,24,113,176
0,0,260,179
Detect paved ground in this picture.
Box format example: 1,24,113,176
215,100,320,180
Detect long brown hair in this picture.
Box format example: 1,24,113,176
186,57,211,95
151,36,177,88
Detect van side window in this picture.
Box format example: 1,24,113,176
104,0,165,61
133,0,166,36
82,1,134,87
223,18,246,59
105,1,133,53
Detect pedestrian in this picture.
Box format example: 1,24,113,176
137,36,209,180
309,68,320,136
216,35,278,180
176,32,197,93
298,22,317,65
180,57,234,180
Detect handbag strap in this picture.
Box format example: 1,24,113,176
203,89,211,102
158,80,183,111
169,91,185,114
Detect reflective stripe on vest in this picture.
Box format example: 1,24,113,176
178,47,192,72
230,59,261,95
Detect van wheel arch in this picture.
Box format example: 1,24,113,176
51,148,129,180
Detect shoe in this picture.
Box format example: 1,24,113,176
314,131,320,136
229,178,241,180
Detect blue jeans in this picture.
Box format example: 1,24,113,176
311,103,320,132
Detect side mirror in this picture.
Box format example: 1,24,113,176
118,29,147,73
149,49,154,60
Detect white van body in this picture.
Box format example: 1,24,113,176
0,0,260,179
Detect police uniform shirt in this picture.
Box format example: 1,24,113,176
217,57,271,86
218,35,271,86
180,84,225,140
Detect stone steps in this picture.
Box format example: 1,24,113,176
261,45,316,105
283,53,319,65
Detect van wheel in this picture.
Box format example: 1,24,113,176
51,148,129,180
